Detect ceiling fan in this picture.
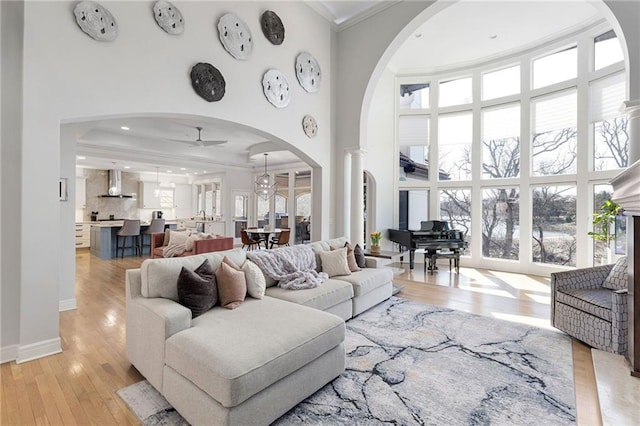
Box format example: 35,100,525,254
165,126,227,147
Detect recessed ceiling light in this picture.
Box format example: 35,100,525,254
194,172,198,175
202,170,207,173
121,126,130,130
76,155,86,160
180,167,186,171
124,166,131,169
167,170,172,173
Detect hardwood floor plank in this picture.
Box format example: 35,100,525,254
0,252,600,425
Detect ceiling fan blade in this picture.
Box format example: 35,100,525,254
164,137,197,145
199,140,228,147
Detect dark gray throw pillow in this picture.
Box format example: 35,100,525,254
177,259,217,318
353,243,367,268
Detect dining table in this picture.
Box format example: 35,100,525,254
246,228,282,249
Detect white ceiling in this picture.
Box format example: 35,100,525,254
73,1,606,178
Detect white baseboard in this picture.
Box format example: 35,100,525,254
59,298,77,312
16,338,62,364
0,344,19,364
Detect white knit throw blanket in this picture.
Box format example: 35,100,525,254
247,245,328,290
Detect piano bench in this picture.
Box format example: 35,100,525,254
424,251,460,274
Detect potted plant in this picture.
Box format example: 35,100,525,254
588,199,622,245
370,231,382,253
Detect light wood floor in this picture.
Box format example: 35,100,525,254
0,250,601,425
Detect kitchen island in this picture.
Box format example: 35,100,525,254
89,220,178,259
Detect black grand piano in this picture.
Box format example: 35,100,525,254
388,220,468,272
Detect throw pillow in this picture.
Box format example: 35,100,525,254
353,243,367,268
602,256,628,290
162,228,171,246
343,242,361,272
177,259,217,318
242,260,266,299
320,247,351,277
168,230,190,247
216,257,247,309
185,234,204,252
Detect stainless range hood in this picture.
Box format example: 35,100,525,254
99,169,134,198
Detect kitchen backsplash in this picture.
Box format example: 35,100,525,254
81,169,140,221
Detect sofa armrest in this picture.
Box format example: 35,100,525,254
193,236,234,254
151,233,165,258
125,269,191,391
611,289,629,354
365,257,381,268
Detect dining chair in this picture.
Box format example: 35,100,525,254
241,229,263,251
116,219,141,258
142,219,165,255
269,228,291,249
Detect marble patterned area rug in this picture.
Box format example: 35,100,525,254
118,297,576,425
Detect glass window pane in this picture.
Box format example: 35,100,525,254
482,65,520,100
400,83,429,109
482,104,521,178
532,185,576,266
532,90,577,176
533,46,577,89
593,184,613,266
399,115,430,182
482,188,519,260
439,112,472,180
439,77,472,107
439,189,471,255
408,190,429,231
594,117,629,171
595,30,624,70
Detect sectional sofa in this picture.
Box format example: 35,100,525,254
125,237,393,425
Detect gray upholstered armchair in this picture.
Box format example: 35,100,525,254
550,257,628,355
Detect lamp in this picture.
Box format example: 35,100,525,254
154,167,161,197
254,153,276,200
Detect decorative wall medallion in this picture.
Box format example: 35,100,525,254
73,1,118,42
302,115,318,138
262,69,290,108
260,10,284,45
153,0,184,35
295,52,321,93
217,13,253,60
190,63,226,102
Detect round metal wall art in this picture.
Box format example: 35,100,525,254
217,13,253,60
153,0,184,35
302,115,318,138
260,10,285,45
262,69,290,108
190,63,226,102
295,52,321,93
73,1,118,42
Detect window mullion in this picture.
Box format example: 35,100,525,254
519,55,533,267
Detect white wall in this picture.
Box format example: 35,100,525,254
4,0,334,362
1,0,24,363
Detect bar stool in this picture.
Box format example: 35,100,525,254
142,219,165,255
117,219,141,258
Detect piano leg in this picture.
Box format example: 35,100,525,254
409,250,415,269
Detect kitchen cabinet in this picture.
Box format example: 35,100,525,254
139,181,161,209
204,221,226,235
75,223,90,248
75,177,86,209
173,183,193,219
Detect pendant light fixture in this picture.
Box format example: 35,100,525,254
254,153,277,200
154,167,161,197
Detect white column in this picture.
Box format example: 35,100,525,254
624,100,640,164
350,149,366,246
343,150,352,239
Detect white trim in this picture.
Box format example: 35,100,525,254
1,344,19,364
16,338,62,364
59,298,77,312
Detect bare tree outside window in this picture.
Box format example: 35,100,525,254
594,117,628,170
482,188,520,259
532,185,577,266
439,189,471,255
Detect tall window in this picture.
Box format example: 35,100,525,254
531,90,577,176
532,185,576,266
593,184,614,266
590,73,628,170
482,188,519,260
482,65,520,100
482,104,521,179
399,115,430,182
438,113,472,180
533,46,577,89
439,77,472,107
594,30,624,70
439,189,471,255
399,83,429,109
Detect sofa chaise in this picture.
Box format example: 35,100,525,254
126,237,394,425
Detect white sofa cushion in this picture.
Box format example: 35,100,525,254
164,297,344,408
140,248,247,301
265,279,353,311
337,268,393,297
